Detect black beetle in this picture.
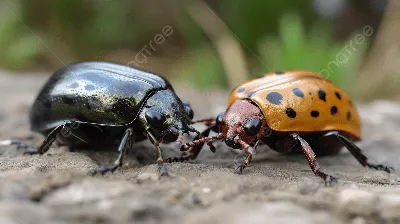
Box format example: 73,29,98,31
2,61,199,175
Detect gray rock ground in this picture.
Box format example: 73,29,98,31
0,71,399,224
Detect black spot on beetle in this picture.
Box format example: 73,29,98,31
310,110,319,118
85,85,95,91
237,87,245,93
335,91,342,100
331,106,338,115
347,111,351,120
276,71,285,75
266,92,283,105
318,89,326,102
292,88,304,98
286,108,296,118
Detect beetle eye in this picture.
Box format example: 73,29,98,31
244,118,261,136
145,110,166,128
185,105,194,120
215,112,225,125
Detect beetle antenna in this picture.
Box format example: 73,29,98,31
180,133,224,151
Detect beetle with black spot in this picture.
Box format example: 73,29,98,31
1,62,199,175
181,70,394,185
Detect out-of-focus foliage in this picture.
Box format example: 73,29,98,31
0,0,384,99
216,0,313,52
175,46,226,89
259,13,367,95
0,3,44,68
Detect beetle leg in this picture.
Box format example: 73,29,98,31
180,132,224,152
146,130,169,176
113,128,134,167
165,125,215,163
37,121,88,154
234,138,257,174
88,128,134,176
23,123,69,155
146,131,163,163
291,133,337,186
324,131,394,173
4,121,93,155
1,123,66,155
187,125,215,155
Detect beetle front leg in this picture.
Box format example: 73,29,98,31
166,124,216,163
89,128,134,176
146,132,163,164
291,133,337,186
234,138,258,174
147,131,169,176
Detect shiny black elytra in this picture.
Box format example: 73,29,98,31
9,61,199,175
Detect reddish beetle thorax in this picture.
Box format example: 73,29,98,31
222,99,267,145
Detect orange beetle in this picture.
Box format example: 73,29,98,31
182,70,393,185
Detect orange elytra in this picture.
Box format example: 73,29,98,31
228,70,361,140
182,70,393,185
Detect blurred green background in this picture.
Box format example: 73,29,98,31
1,0,399,100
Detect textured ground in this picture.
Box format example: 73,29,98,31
0,71,400,224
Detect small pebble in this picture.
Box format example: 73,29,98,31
202,188,211,193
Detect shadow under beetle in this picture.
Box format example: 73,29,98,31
1,61,199,175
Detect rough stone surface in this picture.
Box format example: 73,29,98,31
0,71,400,224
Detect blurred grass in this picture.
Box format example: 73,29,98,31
176,46,226,89
0,1,378,99
216,0,313,52
0,4,45,68
258,13,367,95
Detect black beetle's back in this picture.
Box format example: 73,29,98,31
30,62,171,132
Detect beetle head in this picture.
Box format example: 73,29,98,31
140,90,198,142
179,99,270,153
220,99,267,149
